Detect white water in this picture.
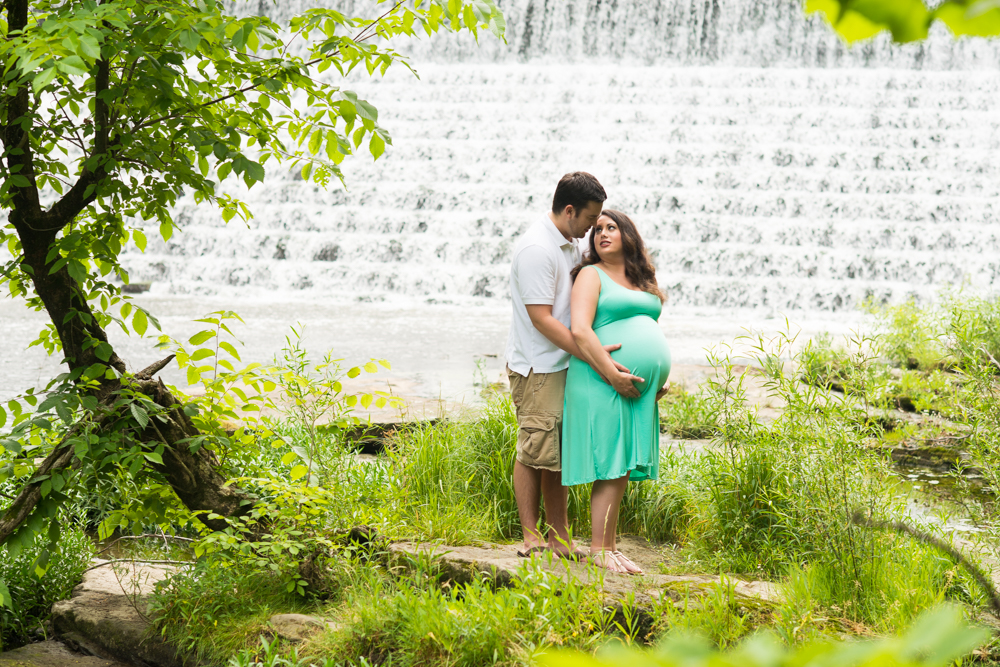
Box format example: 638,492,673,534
120,0,1000,312
121,62,1000,312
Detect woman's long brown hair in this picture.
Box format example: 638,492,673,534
570,209,665,303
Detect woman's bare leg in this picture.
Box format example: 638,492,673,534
590,472,630,572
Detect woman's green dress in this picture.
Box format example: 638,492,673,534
562,266,671,486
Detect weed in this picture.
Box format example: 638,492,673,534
659,385,718,439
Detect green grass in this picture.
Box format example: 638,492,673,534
658,385,719,439
148,561,315,665
146,302,1000,666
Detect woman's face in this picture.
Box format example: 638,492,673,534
593,215,622,260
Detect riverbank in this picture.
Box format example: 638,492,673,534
3,295,1000,666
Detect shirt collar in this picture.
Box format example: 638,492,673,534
543,217,576,249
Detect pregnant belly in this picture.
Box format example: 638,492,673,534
596,316,671,392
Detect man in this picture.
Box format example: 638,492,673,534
505,171,643,558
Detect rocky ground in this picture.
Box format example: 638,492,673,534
0,536,781,667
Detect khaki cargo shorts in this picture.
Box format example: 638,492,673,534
507,366,566,472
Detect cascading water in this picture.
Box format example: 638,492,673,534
119,0,1000,313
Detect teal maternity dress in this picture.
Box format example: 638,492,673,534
562,266,672,486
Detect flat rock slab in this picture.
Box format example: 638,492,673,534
269,614,341,642
389,536,781,609
0,640,130,667
50,560,191,667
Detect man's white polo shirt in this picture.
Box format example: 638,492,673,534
505,217,582,375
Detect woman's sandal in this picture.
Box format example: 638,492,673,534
590,550,627,574
611,550,643,575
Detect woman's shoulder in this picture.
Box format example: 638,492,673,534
578,263,601,275
572,263,604,293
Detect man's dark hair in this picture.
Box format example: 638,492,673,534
551,172,607,215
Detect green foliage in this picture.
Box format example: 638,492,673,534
1,0,506,322
685,332,974,630
268,324,398,487
312,559,627,667
658,386,718,440
807,0,1000,44
863,298,948,371
540,605,988,667
149,561,311,665
0,0,505,603
0,524,93,650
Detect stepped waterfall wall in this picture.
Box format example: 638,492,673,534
120,0,1000,312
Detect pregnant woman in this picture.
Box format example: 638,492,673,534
563,209,671,574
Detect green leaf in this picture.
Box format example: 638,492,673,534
308,129,324,154
159,221,173,242
357,99,378,122
281,451,298,465
369,133,385,159
189,330,215,345
378,359,391,369
347,367,360,379
143,451,164,464
290,464,309,481
130,402,149,429
55,56,88,76
360,393,372,408
245,160,265,183
190,348,215,361
31,66,58,94
0,580,11,609
364,361,378,373
218,341,241,361
133,229,147,252
133,309,148,336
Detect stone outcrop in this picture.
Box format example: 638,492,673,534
49,560,191,667
0,537,779,667
389,535,782,609
0,640,130,667
269,614,340,643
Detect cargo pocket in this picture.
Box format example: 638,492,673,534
517,413,559,469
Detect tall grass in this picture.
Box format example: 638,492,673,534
383,396,692,545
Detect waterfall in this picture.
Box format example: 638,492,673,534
120,1,1000,312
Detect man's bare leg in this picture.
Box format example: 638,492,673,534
514,460,545,551
540,469,575,555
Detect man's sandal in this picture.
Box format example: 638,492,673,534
611,550,643,575
516,545,548,558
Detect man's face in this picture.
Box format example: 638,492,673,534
566,201,604,239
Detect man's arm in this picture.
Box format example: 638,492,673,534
526,304,582,358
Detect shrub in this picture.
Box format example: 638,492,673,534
0,525,93,649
